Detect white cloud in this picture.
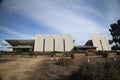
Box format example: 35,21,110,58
0,45,2,48
0,27,34,39
1,0,120,45
0,40,13,51
2,40,9,45
0,40,8,51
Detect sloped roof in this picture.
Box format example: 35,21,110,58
13,45,33,48
5,40,35,46
74,46,96,49
85,40,113,46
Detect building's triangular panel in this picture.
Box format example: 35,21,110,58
54,34,64,52
34,34,44,52
100,35,111,51
92,34,111,51
64,34,74,52
44,34,54,52
92,35,102,51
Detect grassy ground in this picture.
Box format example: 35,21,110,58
0,56,120,80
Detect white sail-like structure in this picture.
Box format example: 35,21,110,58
92,34,111,51
34,34,74,52
44,34,54,52
64,34,74,52
34,34,44,52
54,34,64,52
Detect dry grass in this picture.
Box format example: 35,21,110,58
55,53,64,57
28,59,75,80
28,57,120,80
108,53,117,58
69,59,120,80
0,56,120,80
71,53,86,59
87,52,96,56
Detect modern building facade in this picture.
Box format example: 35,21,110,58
44,34,54,52
85,34,111,51
6,34,74,52
5,40,34,52
54,34,64,52
5,34,111,52
34,34,74,52
34,34,44,52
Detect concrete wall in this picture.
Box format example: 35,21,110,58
64,34,74,52
34,34,74,52
92,35,102,51
100,35,111,51
34,34,44,52
44,34,54,52
54,34,64,52
92,34,111,51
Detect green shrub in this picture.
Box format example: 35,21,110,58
57,58,73,66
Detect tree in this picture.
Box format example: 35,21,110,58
109,20,120,50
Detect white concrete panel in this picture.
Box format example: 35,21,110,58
55,34,64,52
100,35,111,51
64,34,74,51
34,34,44,52
92,35,102,51
45,34,54,52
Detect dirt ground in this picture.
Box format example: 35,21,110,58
0,56,119,80
0,56,48,80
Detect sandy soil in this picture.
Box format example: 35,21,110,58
0,56,47,80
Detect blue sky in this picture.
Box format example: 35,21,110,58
0,0,120,50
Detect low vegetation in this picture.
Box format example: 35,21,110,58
28,52,34,57
69,60,120,80
28,57,120,80
0,56,120,80
56,58,73,66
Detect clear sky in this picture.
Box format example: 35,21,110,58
0,0,120,50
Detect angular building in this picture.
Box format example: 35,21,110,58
100,35,111,51
5,40,34,52
34,34,74,52
92,34,102,50
64,34,74,52
6,34,74,52
54,34,64,52
44,34,54,52
34,34,44,52
85,34,111,51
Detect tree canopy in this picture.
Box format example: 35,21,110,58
109,20,120,50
